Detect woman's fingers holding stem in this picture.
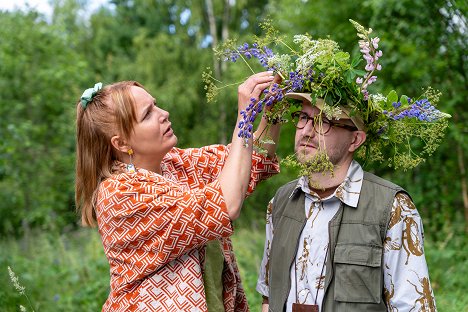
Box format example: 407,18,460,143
238,71,275,108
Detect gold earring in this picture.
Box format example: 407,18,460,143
127,148,136,173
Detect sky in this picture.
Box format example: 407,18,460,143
0,0,109,17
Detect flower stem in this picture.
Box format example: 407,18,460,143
236,49,256,74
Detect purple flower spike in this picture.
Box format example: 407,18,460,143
387,98,444,122
356,35,383,99
224,42,278,71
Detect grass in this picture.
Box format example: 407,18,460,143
0,229,109,311
1,226,466,311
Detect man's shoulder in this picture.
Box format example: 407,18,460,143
276,178,300,194
271,179,302,207
363,171,404,191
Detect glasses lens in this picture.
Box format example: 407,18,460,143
298,112,310,129
291,112,333,134
313,118,331,134
291,112,304,129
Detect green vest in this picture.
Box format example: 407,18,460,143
267,172,406,312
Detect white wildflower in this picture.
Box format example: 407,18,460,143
8,266,25,295
370,93,387,103
267,54,292,72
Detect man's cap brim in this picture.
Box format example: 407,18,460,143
285,92,365,131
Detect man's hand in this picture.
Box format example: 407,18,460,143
262,296,269,312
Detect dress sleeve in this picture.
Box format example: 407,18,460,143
96,173,233,285
256,198,275,297
383,192,437,311
183,144,280,195
247,149,280,195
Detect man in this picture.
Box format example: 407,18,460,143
256,93,437,312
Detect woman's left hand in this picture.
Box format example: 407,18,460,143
263,73,283,112
237,71,275,112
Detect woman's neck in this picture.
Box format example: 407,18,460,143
130,155,163,175
138,162,162,174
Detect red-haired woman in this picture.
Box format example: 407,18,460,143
75,72,280,312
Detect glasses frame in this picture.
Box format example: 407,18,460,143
291,111,358,134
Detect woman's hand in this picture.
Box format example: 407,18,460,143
218,71,275,221
237,71,275,112
263,73,283,112
252,73,283,158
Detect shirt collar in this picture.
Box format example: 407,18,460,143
289,160,364,208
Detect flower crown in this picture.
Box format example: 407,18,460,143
204,19,450,171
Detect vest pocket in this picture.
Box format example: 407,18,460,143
333,243,382,303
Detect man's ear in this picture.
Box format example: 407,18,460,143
111,135,131,154
349,131,366,152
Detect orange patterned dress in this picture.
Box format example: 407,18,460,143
96,144,279,311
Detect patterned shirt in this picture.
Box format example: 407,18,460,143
256,160,437,311
96,144,279,312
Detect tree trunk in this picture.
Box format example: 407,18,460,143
205,0,230,144
219,0,230,144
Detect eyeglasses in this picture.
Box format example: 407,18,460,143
291,111,358,134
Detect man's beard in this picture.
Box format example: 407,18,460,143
295,137,350,169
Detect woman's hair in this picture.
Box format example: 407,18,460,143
75,80,145,226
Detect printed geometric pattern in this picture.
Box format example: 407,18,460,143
96,145,279,311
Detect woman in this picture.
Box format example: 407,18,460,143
75,72,280,311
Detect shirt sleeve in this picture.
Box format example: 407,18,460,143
183,144,280,195
256,198,275,297
383,192,437,311
96,173,233,285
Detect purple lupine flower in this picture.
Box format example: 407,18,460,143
362,90,369,100
356,36,382,99
385,98,444,122
372,37,380,49
224,43,277,71
288,71,304,91
377,126,387,136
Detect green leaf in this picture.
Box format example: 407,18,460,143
334,87,342,98
334,51,350,67
352,69,367,76
324,93,334,105
351,55,363,67
386,90,399,107
345,70,353,83
400,95,409,108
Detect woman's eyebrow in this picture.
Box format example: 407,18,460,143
140,103,153,120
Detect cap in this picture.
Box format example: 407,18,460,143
285,92,365,131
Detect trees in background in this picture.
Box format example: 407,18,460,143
0,0,465,237
367,0,467,238
0,8,89,235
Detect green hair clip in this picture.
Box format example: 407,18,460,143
80,82,103,109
